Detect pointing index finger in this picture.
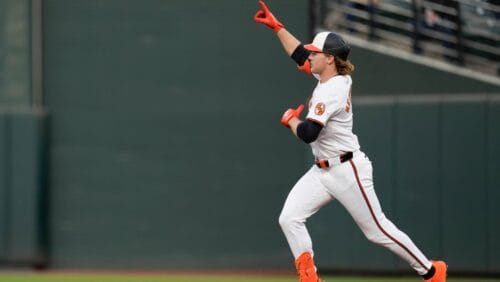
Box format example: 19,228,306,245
258,0,270,13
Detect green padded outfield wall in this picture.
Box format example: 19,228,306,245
41,0,500,273
0,111,47,265
42,0,311,269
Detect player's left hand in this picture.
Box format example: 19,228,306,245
297,60,312,76
281,104,304,128
254,0,284,32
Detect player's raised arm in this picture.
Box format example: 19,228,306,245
254,0,312,75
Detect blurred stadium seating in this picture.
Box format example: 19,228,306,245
313,0,500,76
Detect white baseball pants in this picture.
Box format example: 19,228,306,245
279,151,433,275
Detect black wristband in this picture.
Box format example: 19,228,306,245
291,44,310,66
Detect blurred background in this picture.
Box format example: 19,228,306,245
0,0,499,277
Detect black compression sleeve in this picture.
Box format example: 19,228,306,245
291,44,310,66
297,120,323,144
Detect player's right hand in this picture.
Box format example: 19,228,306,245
281,104,304,128
254,0,284,32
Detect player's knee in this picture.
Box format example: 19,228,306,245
278,213,289,228
364,231,382,244
278,212,296,230
364,228,394,246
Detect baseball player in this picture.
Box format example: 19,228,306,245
253,1,447,282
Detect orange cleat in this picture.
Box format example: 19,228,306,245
424,260,447,282
295,252,321,282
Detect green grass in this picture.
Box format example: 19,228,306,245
0,274,499,282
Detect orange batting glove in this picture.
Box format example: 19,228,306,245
254,0,284,32
281,104,304,128
297,60,312,76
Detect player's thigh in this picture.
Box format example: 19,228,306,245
280,166,333,220
334,158,385,229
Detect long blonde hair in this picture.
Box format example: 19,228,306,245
335,58,355,75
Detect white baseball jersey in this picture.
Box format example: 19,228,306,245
306,75,360,159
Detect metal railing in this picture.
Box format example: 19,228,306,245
311,0,500,76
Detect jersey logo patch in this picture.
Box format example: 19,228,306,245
314,103,325,115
